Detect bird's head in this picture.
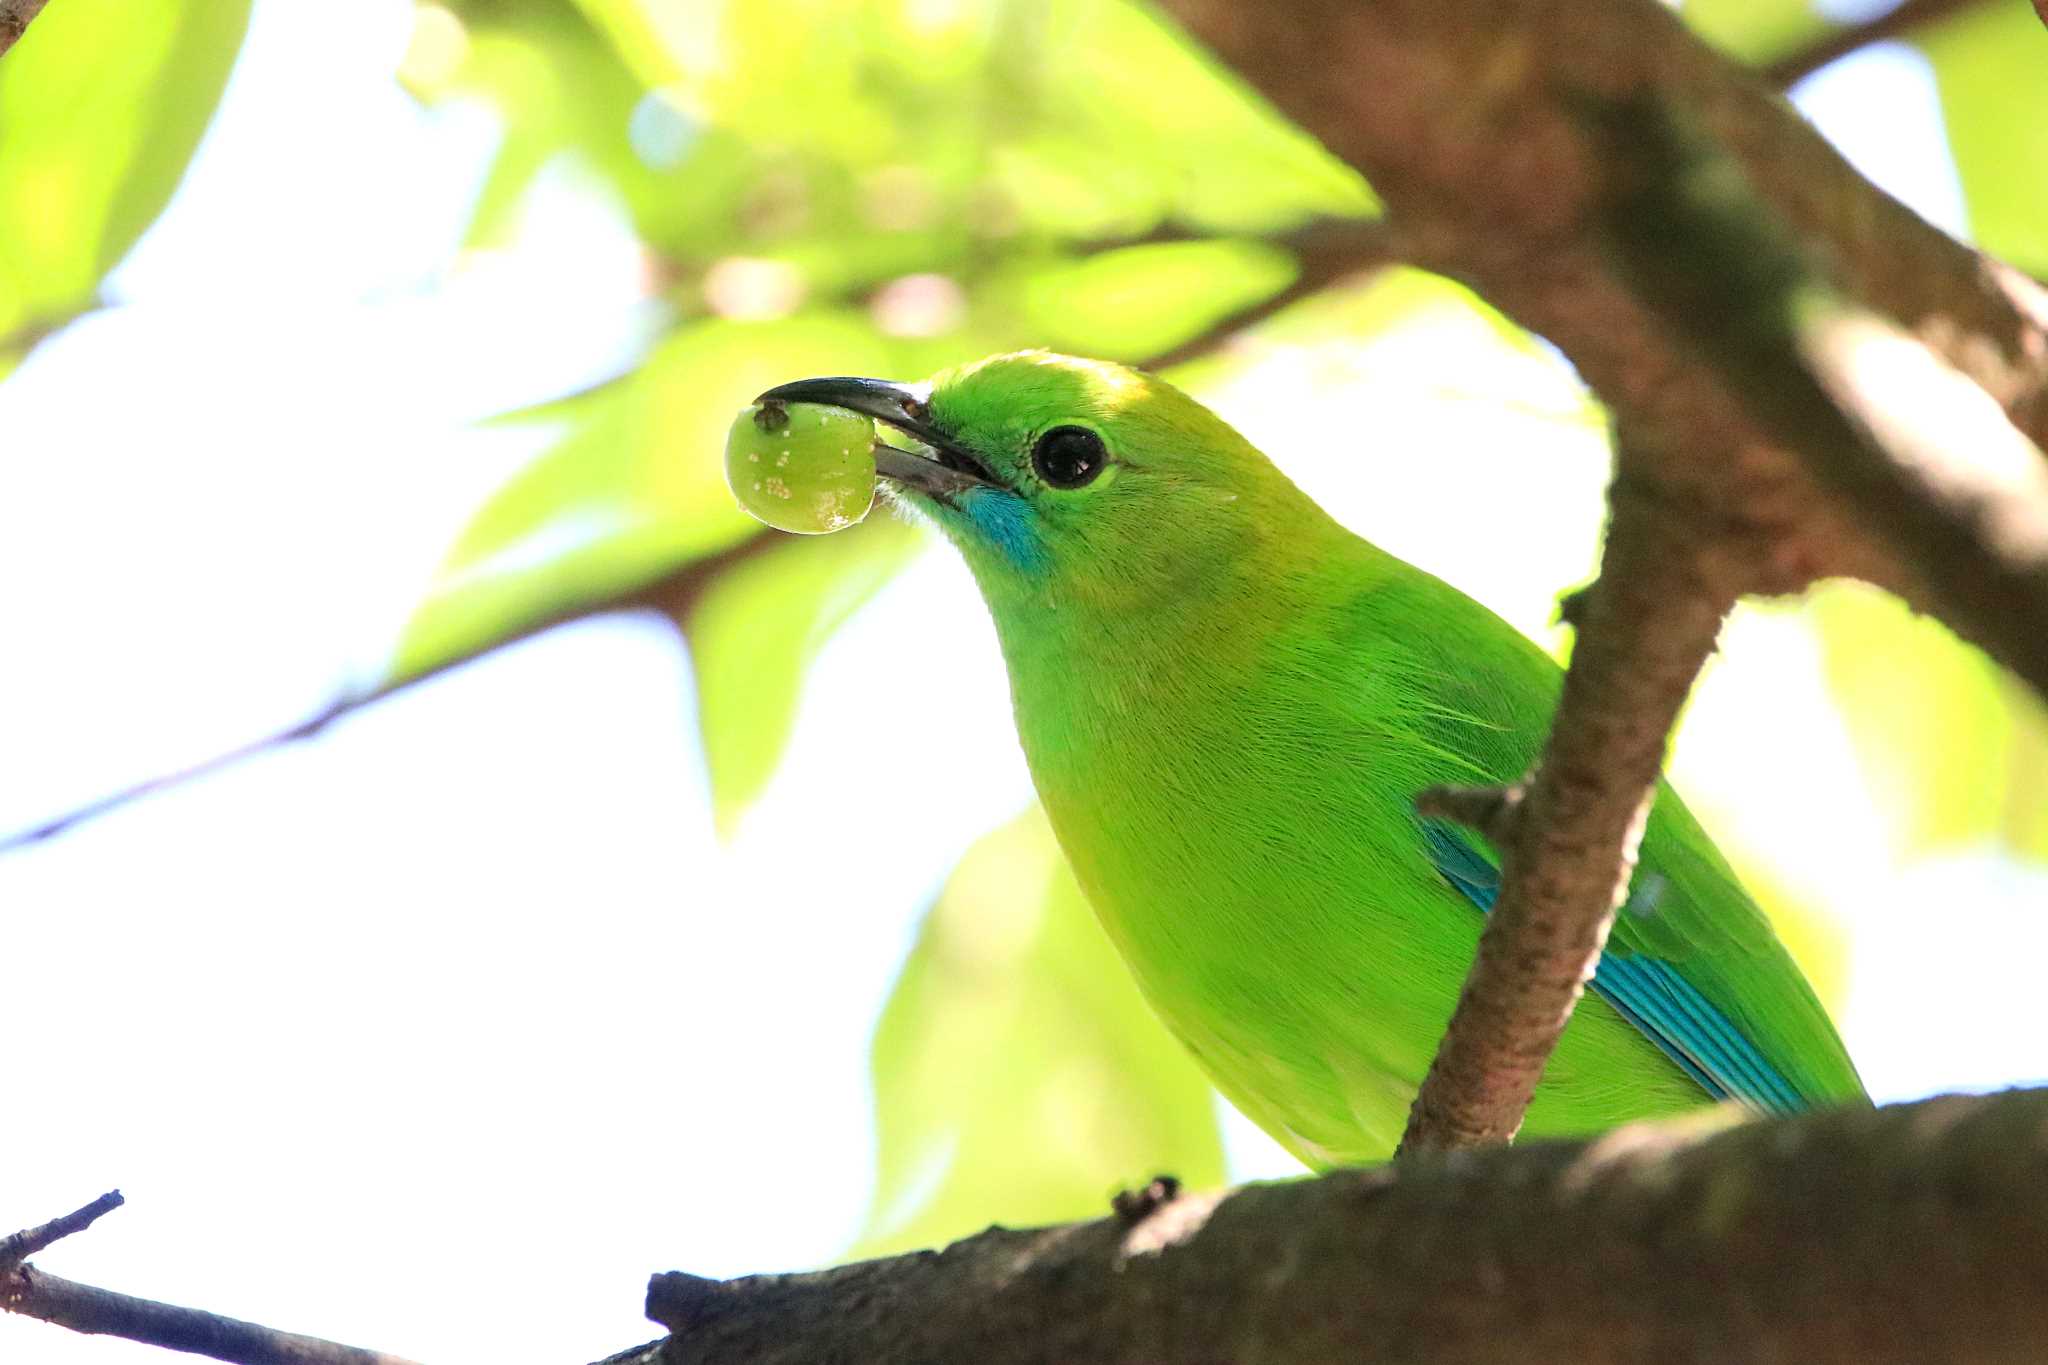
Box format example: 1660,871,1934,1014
755,351,1328,618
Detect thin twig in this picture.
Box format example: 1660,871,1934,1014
0,1193,424,1365
1413,781,1525,850
0,528,779,850
3,1270,425,1365
0,1191,123,1273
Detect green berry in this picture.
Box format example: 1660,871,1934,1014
725,401,877,535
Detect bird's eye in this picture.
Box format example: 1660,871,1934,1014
1030,425,1108,489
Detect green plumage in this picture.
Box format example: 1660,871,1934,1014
795,350,1864,1165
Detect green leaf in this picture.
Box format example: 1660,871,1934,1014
0,0,251,336
855,811,1227,1259
1002,239,1298,362
387,313,897,687
567,0,1373,241
1920,1,2048,273
1813,582,2048,863
437,13,637,246
569,0,700,89
682,516,923,834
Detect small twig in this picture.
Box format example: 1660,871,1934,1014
3,1270,425,1365
0,1191,123,1273
1554,585,1594,629
0,528,782,852
0,0,50,57
1414,781,1526,850
0,301,107,357
2,702,353,847
0,1194,423,1365
1399,476,1734,1155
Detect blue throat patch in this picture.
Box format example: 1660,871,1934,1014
958,487,1047,574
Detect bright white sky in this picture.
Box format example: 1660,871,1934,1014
2,5,2043,1363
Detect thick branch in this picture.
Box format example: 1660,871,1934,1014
1598,100,2048,695
630,1089,2048,1364
1404,473,1733,1153
1159,0,2048,605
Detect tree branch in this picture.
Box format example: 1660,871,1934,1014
626,1089,2048,1364
0,526,779,850
0,1195,423,1365
0,1191,122,1273
1159,0,2048,604
1404,472,1733,1153
4,1273,424,1365
0,0,49,57
1596,97,2048,694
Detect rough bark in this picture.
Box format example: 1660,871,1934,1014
1594,98,2048,693
1160,0,2048,607
629,1089,2048,1364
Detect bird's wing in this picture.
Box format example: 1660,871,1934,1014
1421,819,1808,1111
1351,567,1865,1111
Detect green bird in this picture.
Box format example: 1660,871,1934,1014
760,351,1865,1165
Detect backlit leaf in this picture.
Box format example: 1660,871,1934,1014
682,516,922,834
856,811,1226,1259
0,0,251,337
1814,582,2048,863
1920,1,2048,273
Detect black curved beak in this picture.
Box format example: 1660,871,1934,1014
753,376,1002,498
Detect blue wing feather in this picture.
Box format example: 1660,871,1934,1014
1419,820,1803,1114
